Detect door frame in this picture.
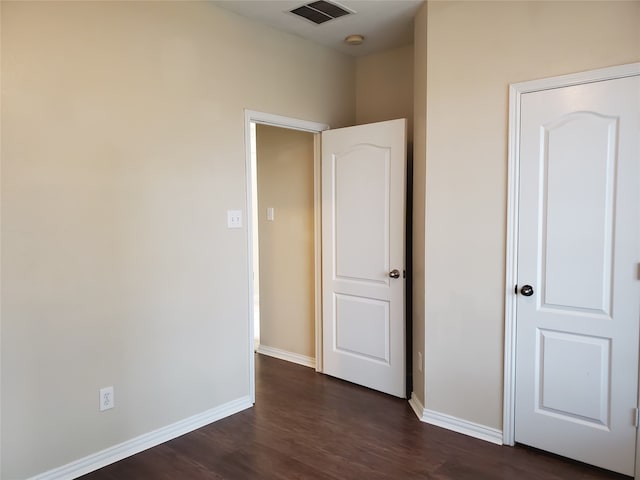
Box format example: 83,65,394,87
244,110,329,403
502,63,640,465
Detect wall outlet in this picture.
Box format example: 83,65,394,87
100,386,114,411
417,352,423,372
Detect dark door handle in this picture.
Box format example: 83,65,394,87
389,269,400,279
520,285,534,297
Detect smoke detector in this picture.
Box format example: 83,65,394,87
344,34,364,46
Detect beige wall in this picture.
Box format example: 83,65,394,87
256,125,315,359
411,2,428,408
0,2,354,478
355,45,414,141
421,0,640,430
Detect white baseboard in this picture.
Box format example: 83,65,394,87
257,344,315,369
409,392,503,445
29,395,253,480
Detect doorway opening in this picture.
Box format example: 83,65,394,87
251,123,316,364
244,110,328,403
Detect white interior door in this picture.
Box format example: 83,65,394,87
515,74,640,475
321,119,406,398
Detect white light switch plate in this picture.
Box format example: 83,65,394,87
227,210,242,229
267,207,274,221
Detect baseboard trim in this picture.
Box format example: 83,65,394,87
28,395,253,480
257,345,315,369
409,392,503,445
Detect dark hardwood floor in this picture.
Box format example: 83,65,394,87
81,354,629,479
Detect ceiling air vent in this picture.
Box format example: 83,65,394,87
290,1,352,25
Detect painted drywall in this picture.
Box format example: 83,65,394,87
0,2,354,478
355,45,414,142
421,0,640,430
256,125,315,359
411,2,428,409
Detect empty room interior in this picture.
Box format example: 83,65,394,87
1,1,640,479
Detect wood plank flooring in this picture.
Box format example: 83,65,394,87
80,354,629,479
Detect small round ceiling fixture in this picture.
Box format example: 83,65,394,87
344,34,365,46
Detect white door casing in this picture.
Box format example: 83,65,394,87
503,64,640,476
321,119,406,398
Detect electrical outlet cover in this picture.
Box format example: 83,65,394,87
100,386,114,411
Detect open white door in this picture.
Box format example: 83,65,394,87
514,73,640,475
321,119,406,398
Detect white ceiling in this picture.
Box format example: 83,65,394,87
213,0,424,57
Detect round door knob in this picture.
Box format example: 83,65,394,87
520,285,534,297
389,269,401,279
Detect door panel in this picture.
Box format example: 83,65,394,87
537,329,610,426
515,75,640,475
335,294,389,362
542,112,616,313
322,119,406,398
335,144,389,281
